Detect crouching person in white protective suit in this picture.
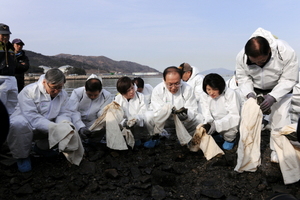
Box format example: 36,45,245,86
90,76,151,150
178,62,204,116
7,69,84,173
235,27,299,164
68,74,113,140
114,76,152,149
133,77,153,109
147,66,205,150
199,73,240,151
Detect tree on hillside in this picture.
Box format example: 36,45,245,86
66,66,86,75
27,66,44,74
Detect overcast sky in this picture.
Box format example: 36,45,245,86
3,0,300,72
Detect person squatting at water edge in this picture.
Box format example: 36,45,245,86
133,77,153,109
0,23,18,116
178,62,204,110
145,67,200,147
199,73,241,151
114,76,153,148
234,27,300,185
88,76,153,150
68,74,113,140
7,68,84,173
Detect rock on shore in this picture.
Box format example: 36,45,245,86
1,129,300,200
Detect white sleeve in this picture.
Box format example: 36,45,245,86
269,40,299,101
18,88,54,133
214,89,241,133
68,90,85,130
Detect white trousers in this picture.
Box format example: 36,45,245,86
0,76,18,115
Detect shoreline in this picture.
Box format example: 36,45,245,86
24,74,163,81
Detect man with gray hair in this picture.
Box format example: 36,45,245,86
7,68,73,172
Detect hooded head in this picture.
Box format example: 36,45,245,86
178,63,193,82
85,74,102,100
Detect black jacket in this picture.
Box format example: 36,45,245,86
15,50,30,92
15,50,30,75
0,41,16,76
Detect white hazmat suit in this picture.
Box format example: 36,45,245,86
68,75,113,131
236,27,299,168
236,27,298,136
7,75,72,159
185,66,204,102
200,87,240,142
0,76,18,115
114,91,151,139
290,72,300,124
150,81,202,135
141,83,153,109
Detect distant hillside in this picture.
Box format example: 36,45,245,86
25,51,159,74
201,68,234,76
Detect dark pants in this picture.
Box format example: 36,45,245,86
0,100,9,148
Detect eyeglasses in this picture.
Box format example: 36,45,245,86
166,82,181,88
46,82,64,91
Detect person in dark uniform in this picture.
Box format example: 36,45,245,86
12,38,30,92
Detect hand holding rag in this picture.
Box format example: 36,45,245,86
260,94,276,113
207,121,216,135
79,127,92,139
247,92,257,99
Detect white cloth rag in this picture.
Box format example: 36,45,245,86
48,121,84,166
235,98,263,173
122,128,135,149
89,101,134,150
188,124,224,160
154,104,192,145
272,123,300,184
153,104,173,135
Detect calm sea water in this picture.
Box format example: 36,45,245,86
25,77,163,96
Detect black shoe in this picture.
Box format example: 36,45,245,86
33,145,59,157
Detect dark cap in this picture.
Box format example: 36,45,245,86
178,63,192,72
0,23,11,34
12,38,25,46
